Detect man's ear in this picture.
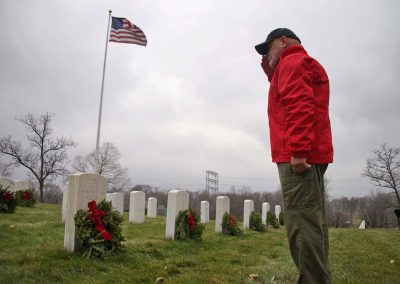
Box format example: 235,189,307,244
280,36,288,48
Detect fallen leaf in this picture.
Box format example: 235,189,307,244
390,259,395,264
248,274,258,281
9,225,15,228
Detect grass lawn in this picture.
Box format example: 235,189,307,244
0,203,399,283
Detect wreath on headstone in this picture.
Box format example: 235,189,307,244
175,209,205,240
249,211,266,232
74,200,125,259
0,186,17,213
267,212,280,228
16,189,36,207
222,212,243,236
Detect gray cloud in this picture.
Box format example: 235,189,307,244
1,0,399,197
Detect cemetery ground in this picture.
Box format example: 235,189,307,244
1,204,399,284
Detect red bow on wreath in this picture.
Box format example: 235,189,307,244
87,201,112,241
22,191,30,201
187,212,196,231
2,192,11,201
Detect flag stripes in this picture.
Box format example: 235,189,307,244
109,17,147,46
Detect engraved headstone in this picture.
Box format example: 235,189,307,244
359,220,366,229
275,205,281,223
64,173,107,252
165,190,189,239
147,197,157,218
262,202,270,224
62,182,69,223
15,180,31,191
215,196,230,233
106,192,124,214
129,191,145,223
0,177,15,192
201,201,209,223
243,199,254,229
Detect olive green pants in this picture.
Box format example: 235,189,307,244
277,163,332,284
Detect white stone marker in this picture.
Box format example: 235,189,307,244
243,199,254,229
62,182,69,223
107,192,124,214
215,196,230,233
262,202,270,224
129,191,145,223
165,190,189,240
200,201,209,223
147,197,157,218
0,177,15,192
15,180,30,191
359,220,366,229
64,173,107,252
275,205,282,223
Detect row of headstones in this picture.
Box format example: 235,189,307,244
63,173,283,252
0,177,32,192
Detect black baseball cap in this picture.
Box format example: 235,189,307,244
255,28,301,55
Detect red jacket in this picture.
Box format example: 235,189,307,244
265,45,333,163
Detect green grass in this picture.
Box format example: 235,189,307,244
0,203,399,284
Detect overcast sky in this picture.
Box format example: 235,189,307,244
1,0,399,198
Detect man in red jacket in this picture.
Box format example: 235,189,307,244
255,28,333,284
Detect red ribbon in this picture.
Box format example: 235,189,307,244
229,216,236,226
87,201,112,241
22,191,30,201
187,212,196,231
2,192,11,201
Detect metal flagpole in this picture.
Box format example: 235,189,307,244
95,10,112,173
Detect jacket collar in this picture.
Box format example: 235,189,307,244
280,44,307,60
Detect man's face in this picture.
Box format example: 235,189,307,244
266,37,285,68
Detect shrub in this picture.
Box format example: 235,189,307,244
175,209,205,240
0,186,17,213
222,212,243,236
249,211,266,232
74,200,125,259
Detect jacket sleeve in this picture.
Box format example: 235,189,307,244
277,55,315,158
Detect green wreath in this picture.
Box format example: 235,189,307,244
175,209,205,240
74,200,125,259
222,212,243,236
16,189,36,207
0,186,17,213
249,211,266,232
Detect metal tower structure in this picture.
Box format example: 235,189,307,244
206,170,219,194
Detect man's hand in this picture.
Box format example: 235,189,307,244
291,156,311,173
261,56,274,82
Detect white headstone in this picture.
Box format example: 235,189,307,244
215,196,230,233
64,173,107,252
243,199,254,229
62,182,69,223
359,220,366,229
275,205,281,223
165,190,189,240
15,180,31,191
147,197,157,218
0,177,15,192
262,202,270,224
200,201,209,223
129,191,145,223
106,192,124,214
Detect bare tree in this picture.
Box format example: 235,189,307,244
363,143,400,207
73,142,131,192
0,159,14,177
0,113,76,202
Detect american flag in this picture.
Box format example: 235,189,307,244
109,17,147,46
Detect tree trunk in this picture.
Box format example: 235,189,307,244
39,181,44,202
